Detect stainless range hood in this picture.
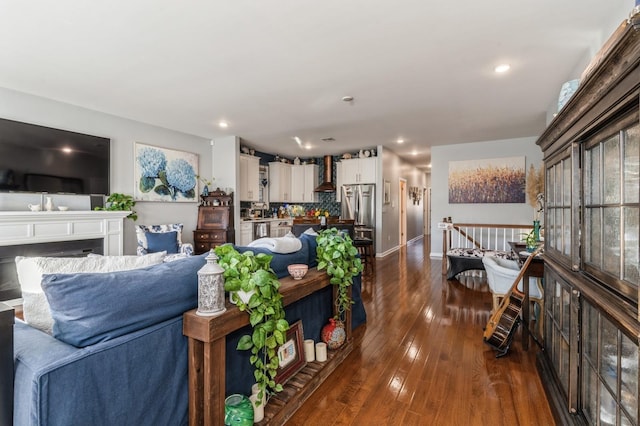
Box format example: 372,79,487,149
314,155,336,192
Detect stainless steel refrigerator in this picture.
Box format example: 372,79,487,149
341,184,375,247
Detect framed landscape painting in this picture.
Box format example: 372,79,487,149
448,156,525,204
134,143,199,202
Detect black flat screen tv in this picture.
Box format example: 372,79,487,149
0,118,110,195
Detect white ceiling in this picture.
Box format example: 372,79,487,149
0,1,633,171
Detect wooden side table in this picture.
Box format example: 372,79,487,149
183,269,352,425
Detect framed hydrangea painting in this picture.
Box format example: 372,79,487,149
134,143,199,202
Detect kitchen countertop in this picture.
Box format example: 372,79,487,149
241,217,293,222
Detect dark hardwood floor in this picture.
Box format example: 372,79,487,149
286,237,555,425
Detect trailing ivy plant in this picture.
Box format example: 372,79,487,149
214,244,289,405
316,228,363,320
94,193,137,221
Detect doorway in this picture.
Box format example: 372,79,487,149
399,179,407,246
424,187,431,236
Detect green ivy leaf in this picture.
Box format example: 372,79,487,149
250,310,264,326
252,327,266,348
274,329,285,345
276,319,289,332
265,335,277,349
237,335,253,351
263,319,275,333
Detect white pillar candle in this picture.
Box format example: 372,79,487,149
303,339,316,362
249,393,264,423
251,383,266,405
315,342,327,362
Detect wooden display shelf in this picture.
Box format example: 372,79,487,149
183,269,352,426
258,340,353,425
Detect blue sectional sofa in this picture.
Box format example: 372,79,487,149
13,234,365,425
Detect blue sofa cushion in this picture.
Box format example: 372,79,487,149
145,230,179,253
41,253,206,347
298,233,318,268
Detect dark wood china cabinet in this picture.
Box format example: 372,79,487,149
193,190,235,254
536,17,640,425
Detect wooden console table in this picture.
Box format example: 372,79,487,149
183,269,352,426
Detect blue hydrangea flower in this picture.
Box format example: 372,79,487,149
166,159,196,192
137,147,167,177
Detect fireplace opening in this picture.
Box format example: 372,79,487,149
0,238,103,301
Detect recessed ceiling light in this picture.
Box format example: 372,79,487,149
342,96,354,102
218,121,228,128
427,164,432,168
62,147,72,154
304,144,312,150
412,150,418,156
494,64,511,73
397,139,404,144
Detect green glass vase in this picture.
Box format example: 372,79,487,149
533,220,541,242
224,394,253,426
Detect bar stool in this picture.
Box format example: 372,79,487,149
353,238,374,272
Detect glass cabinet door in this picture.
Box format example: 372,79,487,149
544,268,579,410
583,119,639,301
582,299,639,425
546,148,574,265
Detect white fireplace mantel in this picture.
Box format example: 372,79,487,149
0,211,131,255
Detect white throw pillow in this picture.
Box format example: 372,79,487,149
15,251,166,334
303,227,318,236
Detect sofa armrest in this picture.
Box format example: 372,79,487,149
14,317,189,426
0,303,13,426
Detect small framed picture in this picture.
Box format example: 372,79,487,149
275,320,306,385
384,180,391,204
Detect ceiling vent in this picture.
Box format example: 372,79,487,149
320,137,335,142
314,155,336,192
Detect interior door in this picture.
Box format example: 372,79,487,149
399,179,407,246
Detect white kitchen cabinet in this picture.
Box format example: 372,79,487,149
239,154,260,202
268,162,292,202
290,164,318,203
339,157,377,184
239,222,253,246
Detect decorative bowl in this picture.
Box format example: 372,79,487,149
58,206,69,211
288,264,308,280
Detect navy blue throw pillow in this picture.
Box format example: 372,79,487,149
146,231,179,254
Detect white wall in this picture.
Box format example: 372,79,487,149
0,87,213,254
211,136,240,241
430,136,543,257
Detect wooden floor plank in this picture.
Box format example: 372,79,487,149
285,239,555,425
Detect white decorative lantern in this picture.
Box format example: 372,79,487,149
196,250,226,316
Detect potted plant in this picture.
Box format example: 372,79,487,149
316,228,363,322
214,244,288,406
94,193,137,221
